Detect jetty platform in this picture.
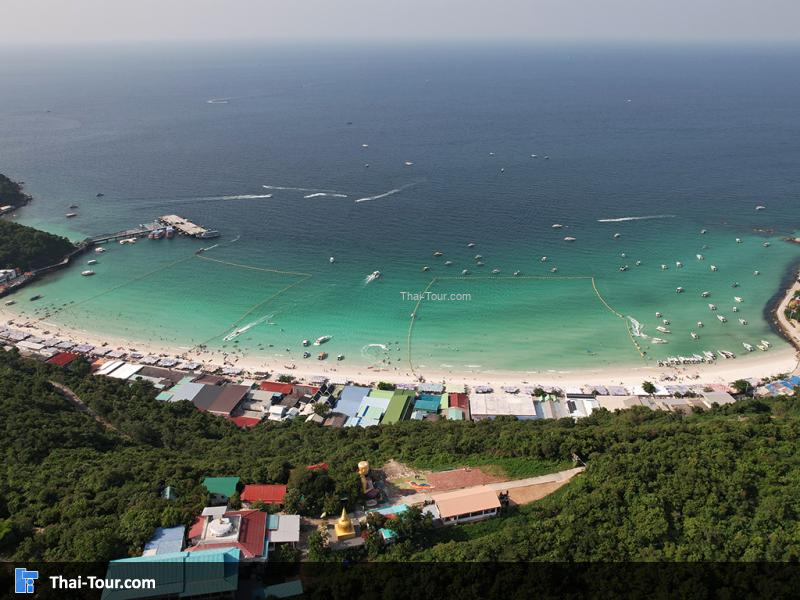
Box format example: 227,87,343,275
89,222,160,244
158,215,218,238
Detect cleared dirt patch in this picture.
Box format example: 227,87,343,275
426,467,504,491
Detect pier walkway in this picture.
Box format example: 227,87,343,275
159,214,216,238
89,223,160,244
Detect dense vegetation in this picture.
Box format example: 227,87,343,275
1,348,800,563
0,173,31,209
0,220,75,270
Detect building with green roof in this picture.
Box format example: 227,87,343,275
202,477,240,503
101,548,240,600
368,389,395,400
382,390,416,424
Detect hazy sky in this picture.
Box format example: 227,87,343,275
5,0,800,45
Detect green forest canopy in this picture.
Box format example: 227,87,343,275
0,173,31,209
1,348,799,563
0,220,75,271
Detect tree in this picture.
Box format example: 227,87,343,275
377,382,397,391
642,381,657,395
732,379,753,397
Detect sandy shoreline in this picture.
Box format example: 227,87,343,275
3,298,798,390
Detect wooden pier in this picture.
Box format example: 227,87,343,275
89,215,218,245
89,222,160,244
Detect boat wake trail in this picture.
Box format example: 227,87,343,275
627,316,649,339
355,183,417,203
262,184,345,194
597,214,676,223
222,313,274,341
220,194,274,200
303,192,349,199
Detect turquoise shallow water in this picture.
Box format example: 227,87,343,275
2,44,799,373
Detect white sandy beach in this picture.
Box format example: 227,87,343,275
2,298,798,391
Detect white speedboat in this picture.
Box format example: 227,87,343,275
540,256,548,262
619,265,629,272
697,321,704,327
513,271,521,276
761,339,771,348
717,315,727,323
651,337,667,344
551,224,563,229
734,296,743,303
337,354,345,361
87,259,97,265
753,270,760,276
701,291,710,297
655,311,663,318
656,326,671,333
635,260,642,266
564,236,576,242
739,318,748,325
763,242,771,247
708,303,717,310
736,238,742,244
81,270,95,276
329,256,335,263
676,287,684,293
404,161,414,166
444,260,453,266
662,319,671,325
95,247,106,253
756,344,767,351
661,264,668,270
4,300,15,306
700,229,707,234
613,233,621,239
550,267,558,273
302,339,310,346
710,265,718,272
732,306,739,312
422,266,430,272
676,261,683,268
743,343,754,352
474,254,483,260
433,251,443,257
462,269,470,275
696,254,704,260
491,268,501,274
467,242,476,247
365,270,381,283
755,205,766,210
314,335,332,346
691,331,699,340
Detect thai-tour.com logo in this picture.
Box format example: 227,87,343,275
14,568,38,594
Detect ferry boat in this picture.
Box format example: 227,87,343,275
81,270,95,276
314,335,332,346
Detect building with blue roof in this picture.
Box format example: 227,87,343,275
101,548,240,600
335,385,371,417
414,395,441,413
142,525,185,556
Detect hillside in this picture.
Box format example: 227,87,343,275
0,173,31,209
0,220,75,271
1,348,799,563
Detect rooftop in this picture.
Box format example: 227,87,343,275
241,484,287,505
432,486,501,519
202,476,240,498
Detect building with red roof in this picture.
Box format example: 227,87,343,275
240,484,287,506
259,381,294,396
227,416,262,429
46,352,80,367
187,509,267,560
449,393,469,410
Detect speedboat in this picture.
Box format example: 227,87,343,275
620,252,627,258
87,259,97,265
651,337,667,344
302,339,310,346
444,260,453,266
732,282,740,288
564,236,576,242
697,321,704,327
676,261,683,268
404,161,414,166
676,287,684,293
433,251,444,257
763,242,771,247
691,331,699,340
755,205,766,210
635,260,642,266
613,233,621,239
422,266,430,272
655,311,663,318
732,306,739,312
696,254,704,260
513,271,521,276
761,339,771,348
329,256,335,263
95,247,106,253
314,335,332,345
734,296,743,303
661,264,668,270
701,291,710,297
4,300,15,306
69,204,79,209
753,270,760,276
550,267,558,273
540,256,548,262
739,318,748,325
81,270,95,276
736,238,742,244
710,265,718,272
303,351,311,359
337,354,345,361
462,269,470,275
708,304,717,310
474,255,483,260
717,315,727,323
366,270,381,283
65,212,77,218
476,261,485,266
700,229,707,234
662,319,671,325
551,224,563,229
756,344,767,351
743,343,754,352
619,265,628,272
467,242,476,248
491,268,501,274
656,326,671,333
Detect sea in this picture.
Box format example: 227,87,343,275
1,42,799,375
